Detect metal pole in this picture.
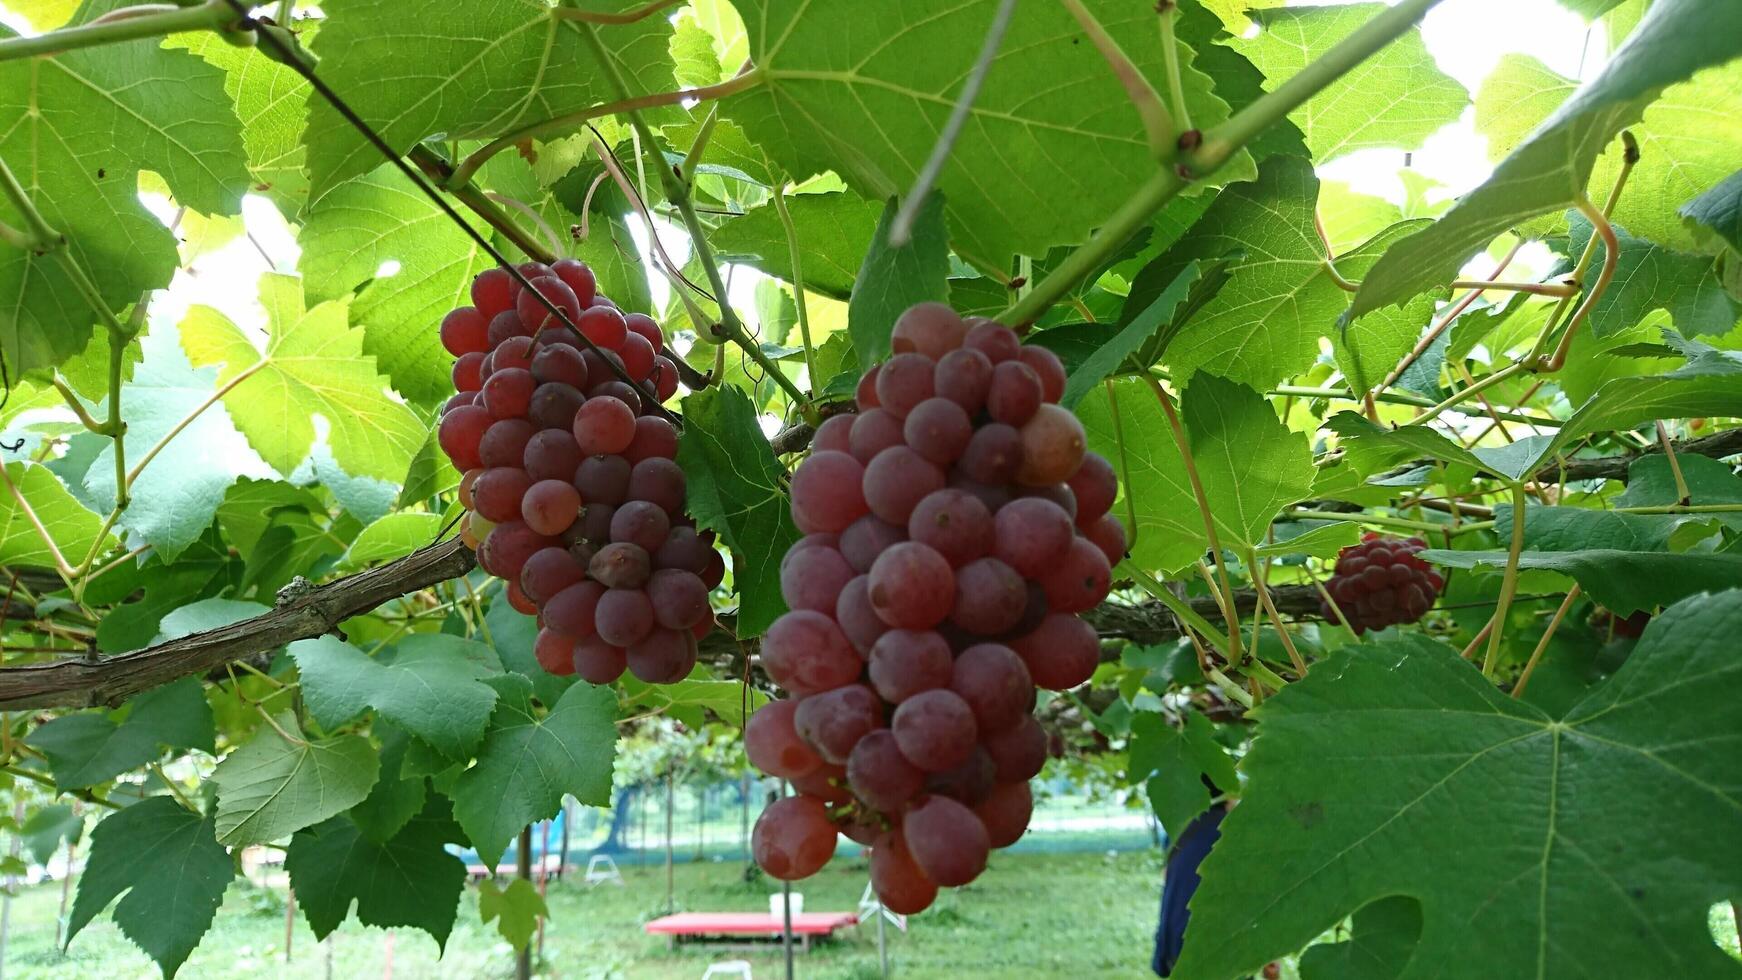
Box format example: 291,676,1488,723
664,774,675,913
780,779,794,980
877,896,889,978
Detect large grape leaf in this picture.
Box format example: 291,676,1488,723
1681,167,1742,252
212,712,380,846
1298,897,1424,980
290,634,500,759
303,0,676,199
1352,0,1742,318
1228,4,1467,161
1420,548,1742,615
67,797,234,979
0,461,112,568
285,796,468,948
298,166,491,406
175,31,310,214
0,12,247,376
180,273,425,486
712,190,883,300
1174,593,1742,979
848,195,949,370
721,0,1248,263
451,675,616,867
1079,375,1314,573
1566,213,1737,338
676,385,800,636
1495,504,1724,554
26,678,214,789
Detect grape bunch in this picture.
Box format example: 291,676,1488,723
745,303,1125,913
1319,533,1444,634
436,258,722,684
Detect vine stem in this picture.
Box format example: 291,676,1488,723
1539,194,1620,372
890,0,1018,245
448,69,764,190
406,146,554,263
1512,584,1580,699
1529,132,1636,369
1155,1,1191,132
1142,375,1243,664
1249,549,1307,676
1056,0,1172,161
771,183,820,392
586,135,714,333
1124,565,1229,652
3,765,120,810
1007,0,1445,324
1447,279,1575,297
1377,240,1523,391
1311,579,1361,642
1412,360,1526,426
1282,508,1446,535
0,0,237,62
1654,422,1691,505
1481,482,1530,679
551,0,681,24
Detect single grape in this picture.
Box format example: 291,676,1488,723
651,355,680,402
957,423,1023,486
753,796,837,881
572,397,635,455
519,546,586,604
619,330,656,382
963,319,1021,362
589,542,652,589
986,361,1042,426
523,429,583,483
471,267,514,315
855,364,882,410
441,307,488,355
535,628,577,676
624,416,677,464
627,458,685,514
610,499,671,553
891,302,967,360
871,829,938,914
624,311,663,352
835,575,889,655
907,489,993,567
595,587,655,647
848,729,925,812
479,418,536,469
514,260,553,282
486,310,528,349
924,746,995,805
789,762,852,805
903,794,989,887
1021,482,1078,521
848,408,906,463
551,258,598,307
581,347,627,385
950,558,1029,636
1083,513,1128,565
811,414,854,455
1010,612,1099,690
576,502,616,545
934,348,993,415
1018,346,1067,403
863,446,945,525
903,397,973,465
654,526,714,574
793,684,883,764
839,514,907,574
532,344,589,389
460,512,493,550
837,810,885,847
1016,404,1087,486
701,550,726,590
891,690,978,772
646,568,710,630
479,521,551,581
975,781,1034,848
452,352,485,393
506,579,538,615
544,580,606,637
442,392,476,416
761,610,862,696
780,541,855,614
458,468,483,510
626,627,697,683
576,306,629,349
515,275,581,333
950,643,1032,733
868,629,953,704
571,634,627,684
866,542,956,629
1065,451,1117,525
522,479,581,536
472,467,533,524
746,700,824,779
874,352,936,419
527,382,585,431
993,497,1075,578
494,335,539,372
983,715,1047,782
574,454,631,506
1039,536,1112,613
790,450,869,534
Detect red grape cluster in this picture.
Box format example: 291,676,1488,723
745,303,1125,913
1319,533,1443,634
436,259,722,684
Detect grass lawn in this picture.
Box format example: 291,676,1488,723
1,849,1171,979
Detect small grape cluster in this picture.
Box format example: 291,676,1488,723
1319,533,1444,634
436,259,722,684
745,303,1124,913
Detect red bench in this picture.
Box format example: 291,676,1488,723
644,912,860,950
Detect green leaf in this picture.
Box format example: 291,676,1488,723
451,676,617,867
180,273,425,486
68,797,234,979
713,190,883,300
1617,454,1742,533
290,634,500,759
477,877,548,951
1681,167,1742,251
485,597,574,708
1568,213,1738,338
1255,521,1362,560
91,536,237,653
1419,548,1742,615
619,676,769,730
1324,412,1548,482
1329,221,1442,394
303,0,676,198
1298,897,1424,980
848,195,949,371
286,796,468,949
1059,261,1206,409
1352,0,1742,318
1130,711,1236,841
341,513,446,569
1080,376,1314,573
1173,594,1742,979
156,598,270,642
20,804,82,865
299,166,491,405
676,386,799,636
27,678,214,788
348,724,428,844
1498,503,1722,554
670,11,723,88
212,712,380,846
0,18,247,375
724,0,1245,262
1230,4,1467,161
174,31,310,214
0,462,111,568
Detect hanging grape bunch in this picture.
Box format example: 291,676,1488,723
745,303,1125,913
436,259,723,684
1319,533,1444,635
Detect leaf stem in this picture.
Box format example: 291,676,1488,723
1123,564,1229,652
1377,240,1523,391
551,0,682,24
1511,583,1580,699
125,360,264,489
150,761,199,813
1155,1,1192,133
1534,132,1637,370
2,765,120,810
1056,0,1172,161
407,146,555,263
1481,482,1529,679
1322,257,1360,292
890,0,1018,245
0,0,237,63
49,378,114,435
679,103,722,189
1281,508,1444,535
1249,549,1307,675
1311,578,1360,642
1654,422,1691,505
1412,361,1526,426
771,182,820,393
1447,279,1575,297
0,462,78,584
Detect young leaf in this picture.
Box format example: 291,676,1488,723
291,634,500,759
286,796,468,949
1175,594,1742,979
27,678,215,789
676,385,801,636
68,797,234,979
848,195,949,371
451,676,616,867
340,512,447,569
478,876,548,951
212,712,380,846
19,804,82,866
